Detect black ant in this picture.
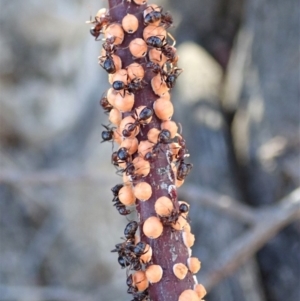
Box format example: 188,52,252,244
146,35,178,65
131,241,148,257
112,196,132,216
101,124,116,143
112,243,143,271
159,203,189,226
111,183,123,197
176,160,193,181
87,9,111,40
146,61,166,76
102,36,116,53
127,275,149,300
144,6,173,29
124,221,138,241
98,37,117,74
131,289,149,301
146,35,168,49
162,44,178,65
99,94,113,113
122,107,153,138
165,67,183,88
172,134,192,180
112,147,131,166
144,129,172,160
112,78,147,96
146,62,182,88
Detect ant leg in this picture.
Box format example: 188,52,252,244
167,32,176,47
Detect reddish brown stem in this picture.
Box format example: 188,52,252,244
107,1,195,300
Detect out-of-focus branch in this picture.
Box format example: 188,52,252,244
0,285,95,301
179,184,257,225
192,187,300,291
1,168,299,293
0,170,115,185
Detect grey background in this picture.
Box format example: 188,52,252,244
0,0,299,300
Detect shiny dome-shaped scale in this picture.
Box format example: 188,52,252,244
118,185,136,206
187,257,201,274
146,127,160,144
151,74,169,97
104,24,124,45
143,216,163,239
154,196,173,216
109,108,122,126
153,97,174,120
143,25,166,41
133,182,152,201
122,14,139,34
132,157,150,177
149,48,168,66
106,87,118,107
95,8,107,18
127,63,145,81
129,38,148,58
112,130,122,145
161,120,178,138
173,263,188,280
132,271,149,291
145,264,163,283
182,231,195,248
175,178,185,188
120,116,140,138
133,0,148,5
178,289,199,301
120,138,138,155
114,92,135,113
137,140,154,158
194,284,207,299
183,222,191,233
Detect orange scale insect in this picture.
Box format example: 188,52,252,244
118,185,136,206
108,108,122,126
114,92,135,113
122,13,139,34
133,182,152,201
127,63,145,81
153,96,174,120
104,23,124,45
129,38,148,58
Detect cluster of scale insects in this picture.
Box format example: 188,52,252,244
87,1,206,301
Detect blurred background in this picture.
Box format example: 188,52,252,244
0,0,299,300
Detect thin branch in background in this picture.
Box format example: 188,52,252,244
0,285,95,301
179,184,257,225
0,170,114,185
1,168,299,292
182,186,300,291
